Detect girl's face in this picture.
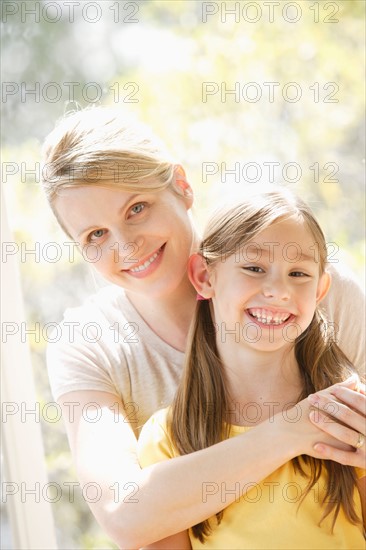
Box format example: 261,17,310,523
204,217,330,353
54,184,195,298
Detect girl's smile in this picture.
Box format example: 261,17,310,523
245,307,295,327
201,216,330,356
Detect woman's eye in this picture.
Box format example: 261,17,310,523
89,229,105,241
130,203,145,216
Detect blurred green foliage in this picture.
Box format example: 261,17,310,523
2,1,365,548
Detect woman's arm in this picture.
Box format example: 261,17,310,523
58,388,355,548
141,530,191,550
308,378,366,469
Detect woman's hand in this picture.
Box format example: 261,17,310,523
307,375,366,468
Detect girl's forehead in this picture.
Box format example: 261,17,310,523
232,217,319,263
254,216,312,240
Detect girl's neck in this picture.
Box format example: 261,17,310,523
126,276,197,352
220,345,303,426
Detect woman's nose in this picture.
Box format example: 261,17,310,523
110,233,144,265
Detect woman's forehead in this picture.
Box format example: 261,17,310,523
53,184,183,236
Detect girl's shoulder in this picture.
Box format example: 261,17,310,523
137,407,177,467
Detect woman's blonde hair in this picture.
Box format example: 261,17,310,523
41,106,176,236
169,187,362,542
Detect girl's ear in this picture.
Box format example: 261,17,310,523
187,254,214,299
173,165,193,208
316,271,331,303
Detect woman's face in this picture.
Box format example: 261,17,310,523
54,184,195,298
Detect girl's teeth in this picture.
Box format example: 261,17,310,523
248,308,290,325
130,250,160,272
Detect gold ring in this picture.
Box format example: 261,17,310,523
355,432,365,449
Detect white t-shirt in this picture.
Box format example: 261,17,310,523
47,265,365,436
47,285,184,436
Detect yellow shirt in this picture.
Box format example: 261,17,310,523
138,408,365,550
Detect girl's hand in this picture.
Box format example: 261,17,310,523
307,376,366,468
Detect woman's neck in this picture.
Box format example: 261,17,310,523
126,276,197,352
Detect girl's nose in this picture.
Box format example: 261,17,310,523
262,277,290,301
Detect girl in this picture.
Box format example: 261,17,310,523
137,188,366,549
42,107,365,548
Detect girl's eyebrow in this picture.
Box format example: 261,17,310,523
243,245,317,263
298,253,318,262
76,194,140,238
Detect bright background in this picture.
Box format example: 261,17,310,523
1,1,365,548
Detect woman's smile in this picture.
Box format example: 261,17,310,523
123,244,166,278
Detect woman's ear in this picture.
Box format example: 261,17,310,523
316,271,331,304
187,254,214,299
174,165,193,208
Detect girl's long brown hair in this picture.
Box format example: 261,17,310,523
169,188,363,542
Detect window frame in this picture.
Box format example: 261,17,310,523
1,189,58,549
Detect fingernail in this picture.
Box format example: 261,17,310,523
308,394,318,404
314,443,324,452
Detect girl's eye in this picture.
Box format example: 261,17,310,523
244,266,264,273
88,229,106,242
290,271,308,277
130,203,145,216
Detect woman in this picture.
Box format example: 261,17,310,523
42,106,365,548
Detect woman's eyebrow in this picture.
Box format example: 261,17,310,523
76,194,140,238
